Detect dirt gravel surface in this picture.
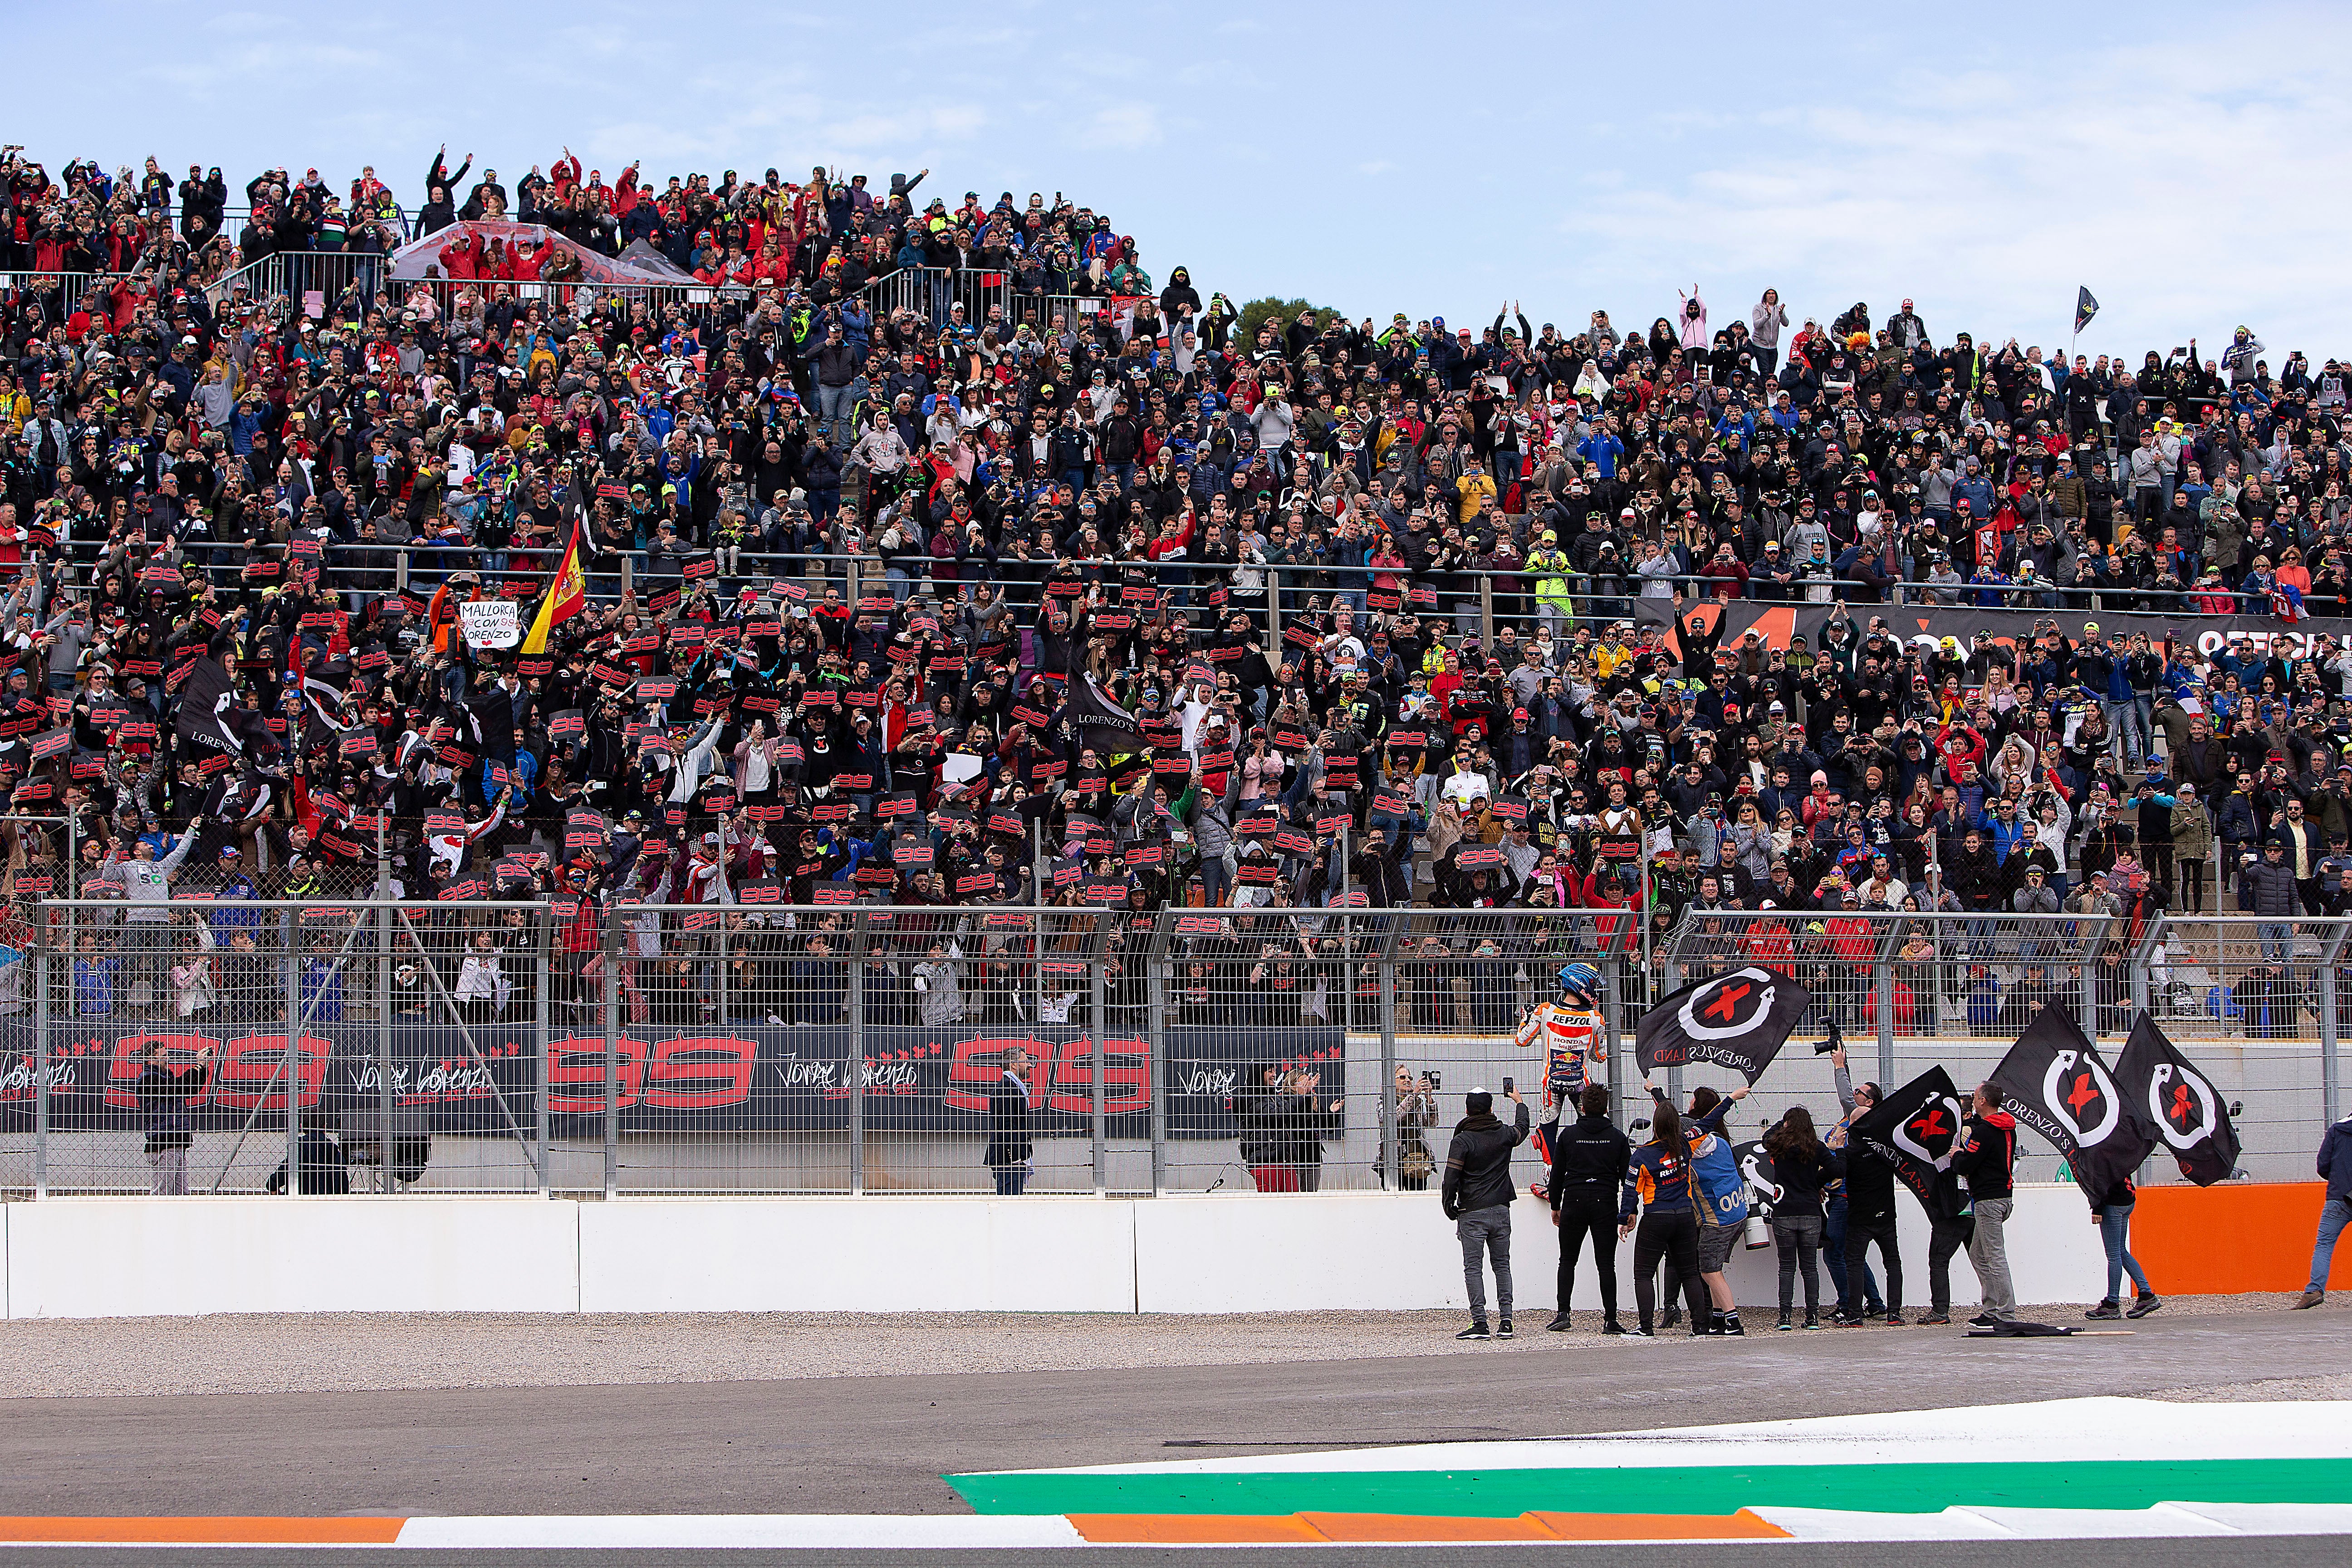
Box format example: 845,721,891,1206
0,1294,2318,1400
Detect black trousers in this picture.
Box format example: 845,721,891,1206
1555,1189,1619,1320
1928,1215,1971,1314
1633,1210,1709,1333
1843,1210,1904,1314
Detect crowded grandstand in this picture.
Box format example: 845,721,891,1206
0,139,2349,975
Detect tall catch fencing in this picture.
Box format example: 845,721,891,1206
1659,910,2348,1186
4,902,2340,1198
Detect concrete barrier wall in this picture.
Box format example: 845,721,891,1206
0,1185,2319,1319
4,1197,579,1318
577,1198,1137,1313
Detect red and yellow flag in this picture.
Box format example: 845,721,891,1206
520,521,587,655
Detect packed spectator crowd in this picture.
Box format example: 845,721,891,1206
3,138,2352,1023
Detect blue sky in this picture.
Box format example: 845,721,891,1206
20,1,2352,363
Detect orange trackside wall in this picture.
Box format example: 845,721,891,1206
2133,1182,2350,1294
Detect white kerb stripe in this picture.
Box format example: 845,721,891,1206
394,1515,1087,1550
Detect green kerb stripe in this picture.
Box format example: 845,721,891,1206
950,1459,2352,1518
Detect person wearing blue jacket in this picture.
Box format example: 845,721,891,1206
1649,1080,1754,1335
2298,1112,2352,1308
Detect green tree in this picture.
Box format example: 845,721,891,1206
1235,296,1343,349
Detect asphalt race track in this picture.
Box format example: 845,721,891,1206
0,1309,2347,1563
5,1548,2352,1568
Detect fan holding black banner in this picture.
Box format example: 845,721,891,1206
2114,1013,2241,1187
1850,1066,1971,1223
1986,1003,2150,1202
1633,966,1813,1083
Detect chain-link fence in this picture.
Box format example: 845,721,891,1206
2,898,556,1198
5,901,2342,1198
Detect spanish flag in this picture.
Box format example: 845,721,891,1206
520,520,587,655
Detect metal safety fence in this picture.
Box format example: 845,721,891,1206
5,902,2341,1198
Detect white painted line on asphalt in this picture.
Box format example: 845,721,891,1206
970,1397,2352,1477
1744,1506,2017,1540
393,1514,1088,1549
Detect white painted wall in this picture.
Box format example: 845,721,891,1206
4,1197,579,1318
1,1186,2113,1319
576,1197,1137,1313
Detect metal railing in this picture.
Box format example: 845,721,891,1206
10,899,2336,1198
109,541,2352,681
861,266,1095,333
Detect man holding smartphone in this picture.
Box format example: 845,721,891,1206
1442,1082,1529,1340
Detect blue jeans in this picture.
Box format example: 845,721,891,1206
1196,852,1231,909
2259,924,2293,965
2310,1196,2352,1293
815,382,854,433
2097,1203,2151,1303
992,1166,1029,1196
1823,1191,1882,1312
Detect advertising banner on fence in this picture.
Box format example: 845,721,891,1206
0,1021,1343,1142
1637,598,2352,667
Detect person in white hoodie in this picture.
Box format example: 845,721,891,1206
101,813,201,1016
454,930,506,1023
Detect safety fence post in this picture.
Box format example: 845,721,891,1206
1875,924,1898,1090
284,908,301,1196
1147,910,1169,1197
1379,953,1398,1193
848,911,867,1196
2321,923,2349,1127
602,904,619,1200
535,911,552,1196
1090,911,1107,1197
33,936,49,1200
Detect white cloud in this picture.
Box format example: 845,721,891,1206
1087,105,1163,151
1536,31,2352,357
13,0,2352,369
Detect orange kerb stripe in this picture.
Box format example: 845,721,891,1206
1068,1514,1328,1544
1529,1509,1793,1540
1300,1513,1559,1541
0,1518,409,1545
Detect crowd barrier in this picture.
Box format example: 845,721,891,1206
4,903,2342,1201
3,1184,2342,1318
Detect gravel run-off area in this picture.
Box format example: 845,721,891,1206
0,1293,2325,1400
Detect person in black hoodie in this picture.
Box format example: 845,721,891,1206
1442,1084,1529,1340
1544,1081,1630,1333
1950,1082,2018,1325
137,1040,212,1195
1833,1071,1906,1326
1761,1103,1843,1330
1235,1062,1293,1192
1274,1066,1345,1193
